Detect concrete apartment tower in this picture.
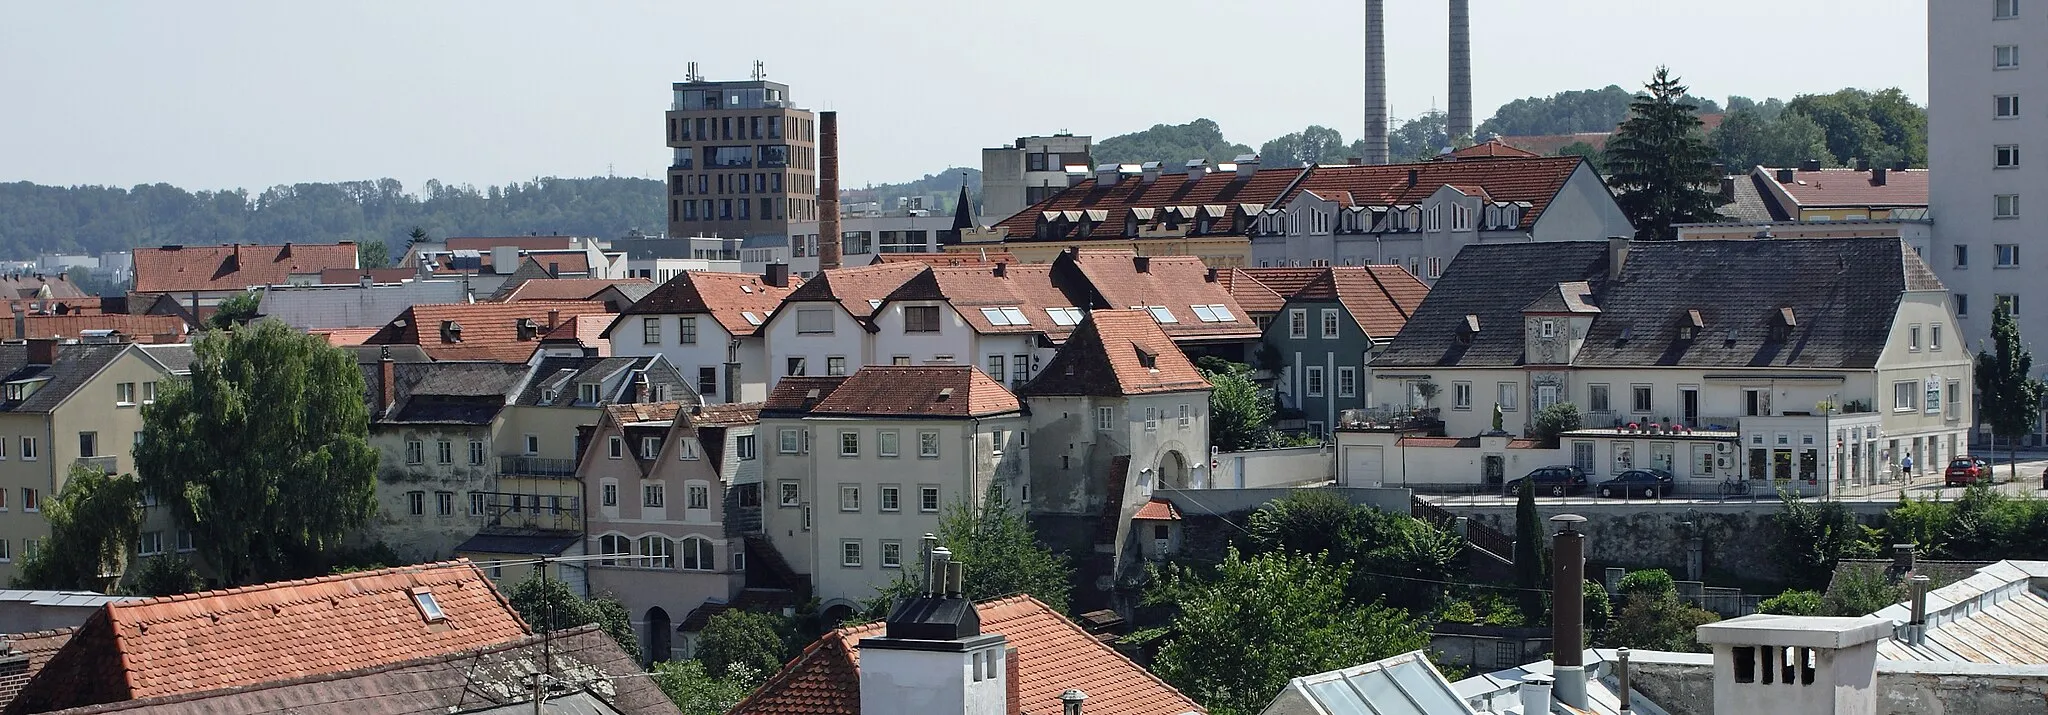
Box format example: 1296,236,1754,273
981,134,1094,221
1362,0,1389,164
1448,0,1473,141
1929,0,2041,355
664,65,820,243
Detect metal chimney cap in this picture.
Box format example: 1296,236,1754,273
1550,514,1588,525
1061,689,1088,702
1523,673,1555,684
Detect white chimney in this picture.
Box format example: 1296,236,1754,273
1184,159,1210,182
858,558,1010,715
1233,153,1261,179
1696,615,1891,715
1095,163,1120,187
1140,161,1162,185
1519,673,1554,715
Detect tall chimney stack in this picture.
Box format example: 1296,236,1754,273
1448,0,1473,142
818,111,843,271
1551,513,1589,711
1362,0,1389,165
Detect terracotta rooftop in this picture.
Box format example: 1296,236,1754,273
692,401,763,426
802,366,1021,418
1288,265,1430,338
444,236,581,252
132,243,359,294
762,377,850,415
1058,249,1260,341
541,312,618,356
316,267,417,285
1281,156,1587,230
871,252,1017,267
1021,309,1211,398
779,263,927,325
884,264,1085,341
1131,498,1182,521
729,595,1204,715
307,327,380,347
989,165,1301,241
1434,139,1541,160
1762,166,1929,208
497,277,653,303
14,315,188,343
363,301,609,363
609,271,802,337
5,562,527,713
1221,267,1327,317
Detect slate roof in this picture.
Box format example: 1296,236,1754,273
989,166,1299,241
1573,238,1937,369
729,595,1203,715
608,271,802,337
135,345,196,376
1719,172,1792,223
1020,310,1211,397
1055,250,1260,341
512,356,687,408
497,278,653,303
1372,242,1612,368
131,244,359,294
5,562,528,713
14,315,187,343
0,343,134,414
1288,265,1430,339
372,362,526,425
1767,167,1929,209
806,366,1021,418
363,301,609,363
883,264,1085,341
1279,157,1586,230
776,263,926,326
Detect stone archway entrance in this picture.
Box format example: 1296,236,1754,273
645,606,672,663
1158,450,1189,490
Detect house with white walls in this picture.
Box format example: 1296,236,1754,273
760,263,926,387
603,265,802,403
866,263,1080,391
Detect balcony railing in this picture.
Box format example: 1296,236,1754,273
499,455,576,478
74,456,117,474
477,491,583,533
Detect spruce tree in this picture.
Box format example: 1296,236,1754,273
1514,478,1545,622
1975,304,2043,481
1604,67,1727,240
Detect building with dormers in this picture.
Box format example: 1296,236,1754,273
603,266,802,404
959,156,1301,268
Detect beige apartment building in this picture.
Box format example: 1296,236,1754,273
666,75,819,241
0,340,175,583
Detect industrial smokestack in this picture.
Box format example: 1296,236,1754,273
818,111,842,271
1362,0,1389,165
1448,0,1473,141
1551,513,1589,711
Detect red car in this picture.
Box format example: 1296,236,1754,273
1945,457,1994,487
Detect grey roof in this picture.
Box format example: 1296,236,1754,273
611,283,657,303
1456,649,1678,715
0,343,135,414
136,344,196,376
1718,172,1792,223
510,355,697,408
1873,560,2048,664
455,530,582,556
1574,238,1938,370
0,591,140,609
258,281,469,331
345,344,431,364
369,362,526,425
1373,242,1612,368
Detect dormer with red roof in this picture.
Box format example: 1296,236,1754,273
760,262,925,393
1249,156,1632,284
364,300,610,363
606,266,803,404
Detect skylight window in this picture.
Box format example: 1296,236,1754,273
999,307,1029,325
981,307,1033,326
741,312,762,325
411,588,446,622
741,285,754,294
1190,304,1237,323
1144,306,1178,324
1045,307,1085,326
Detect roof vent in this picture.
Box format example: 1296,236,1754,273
937,387,954,401
1800,158,1822,171
1184,159,1210,182
1775,168,1795,183
1140,161,1162,185
1095,163,1120,186
1133,256,1151,273
1233,154,1260,179
440,320,462,343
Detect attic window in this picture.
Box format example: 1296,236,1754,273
540,388,557,403
981,307,1032,326
411,588,446,622
868,299,884,311
1142,306,1179,324
1455,314,1480,345
440,320,463,343
1771,307,1798,342
741,285,754,294
578,383,600,404
741,312,762,326
1136,348,1159,370
937,387,955,401
1190,304,1237,323
1045,307,1086,326
1681,309,1704,340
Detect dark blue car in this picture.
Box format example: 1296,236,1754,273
1597,468,1675,498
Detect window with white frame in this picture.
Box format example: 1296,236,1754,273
687,483,709,509
1500,382,1520,411
1306,367,1325,397
839,484,860,512
1932,323,1943,351
881,540,903,568
779,480,800,507
880,485,901,512
407,491,425,515
1998,293,2022,315
1996,0,2018,19
878,430,900,457
679,316,698,344
1144,406,1160,431
1096,407,1115,431
919,430,940,458
1178,403,1192,428
470,492,486,516
1998,144,2021,168
1540,319,1555,338
639,536,674,569
436,440,453,464
1338,367,1357,398
469,440,486,466
1999,244,2021,266
681,537,714,571
1630,384,1651,413
841,540,863,567
1453,381,1473,410
1321,309,1340,339
602,482,618,507
642,317,661,344
1910,325,1922,351
1998,195,2020,218
920,486,940,512
436,491,453,516
1948,379,1962,415
1588,384,1610,413
643,482,665,507
642,436,662,459
137,531,163,556
20,437,33,461
405,440,423,465
676,437,698,460
1894,380,1917,411
779,428,801,454
1289,309,1308,339
1996,95,2021,118
1536,385,1559,412
839,430,860,457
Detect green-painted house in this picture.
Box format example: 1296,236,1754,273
1258,266,1429,435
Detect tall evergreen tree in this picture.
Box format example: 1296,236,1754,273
1604,67,1727,240
1975,304,2044,481
1513,478,1544,622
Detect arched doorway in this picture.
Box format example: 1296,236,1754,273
1158,451,1189,490
821,602,856,629
645,607,672,664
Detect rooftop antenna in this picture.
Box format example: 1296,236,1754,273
752,60,766,80
685,61,700,83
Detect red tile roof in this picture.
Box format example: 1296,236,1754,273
692,401,763,426
498,277,653,303
611,271,803,337
132,243,359,294
542,313,618,356
1436,139,1541,160
1765,167,1929,208
1061,250,1260,341
989,167,1301,240
317,267,417,285
886,264,1085,341
1021,310,1211,398
1131,498,1182,521
1497,132,1613,156
806,366,1021,418
763,377,850,414
363,301,609,363
1290,265,1430,338
872,252,1017,266
776,263,927,325
15,315,188,343
444,236,581,252
1221,267,1327,317
6,562,526,712
1282,157,1586,230
730,596,1204,715
308,327,381,346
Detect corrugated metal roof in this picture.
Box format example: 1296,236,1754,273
1873,560,2048,664
1276,651,1475,715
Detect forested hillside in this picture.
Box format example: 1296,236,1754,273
0,176,663,259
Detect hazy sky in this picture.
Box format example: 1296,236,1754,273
0,0,1927,193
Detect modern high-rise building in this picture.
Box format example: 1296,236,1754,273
980,134,1092,222
665,75,820,242
1929,0,2041,354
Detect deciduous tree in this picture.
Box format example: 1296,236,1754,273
652,660,762,715
507,574,641,661
206,291,262,331
1976,304,2043,481
870,485,1071,614
12,465,142,591
133,320,377,585
1259,125,1349,168
1199,359,1275,452
1604,67,1727,240
697,610,796,677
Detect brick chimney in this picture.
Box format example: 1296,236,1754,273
818,111,842,271
378,347,396,418
25,338,57,367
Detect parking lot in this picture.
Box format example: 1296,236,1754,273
1416,457,2048,508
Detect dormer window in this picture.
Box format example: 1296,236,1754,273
1455,314,1479,346
1136,348,1158,370
1771,307,1797,342
578,383,600,404
1680,309,1705,340
540,388,557,403
439,320,462,343
1540,319,1556,338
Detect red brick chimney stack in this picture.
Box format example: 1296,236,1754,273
818,111,842,271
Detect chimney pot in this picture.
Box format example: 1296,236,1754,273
1206,267,1219,283
1095,163,1120,186
1908,574,1932,644
1061,689,1088,715
1776,168,1796,183
1616,648,1633,713
1872,167,1888,186
547,309,561,331
1720,176,1736,201
1519,674,1554,715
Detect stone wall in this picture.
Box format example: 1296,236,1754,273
1450,501,1890,586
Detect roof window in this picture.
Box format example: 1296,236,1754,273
1142,306,1179,324
439,320,462,343
981,307,1032,326
1190,304,1237,323
411,588,446,622
1045,307,1085,326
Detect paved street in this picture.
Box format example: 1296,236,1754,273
1416,457,2048,509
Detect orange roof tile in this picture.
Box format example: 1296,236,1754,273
14,314,188,342
498,277,653,303
808,366,1021,418
872,252,1018,266
363,301,608,363
1132,498,1182,521
1766,167,1928,208
885,264,1085,341
1290,265,1430,338
132,243,359,294
542,313,618,356
1281,157,1585,230
1062,250,1260,341
777,263,927,325
1221,267,1326,317
763,377,850,415
612,271,803,337
318,267,417,285
990,167,1299,241
1436,139,1542,160
308,327,381,346
691,402,763,426
7,562,526,712
1021,310,1211,397
731,596,1204,715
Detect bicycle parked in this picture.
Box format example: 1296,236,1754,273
1718,478,1752,497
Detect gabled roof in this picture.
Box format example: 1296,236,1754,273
1372,242,1612,368
1761,166,1929,209
1520,280,1601,315
496,277,653,303
0,275,88,301
691,402,763,427
884,264,1085,341
1056,250,1260,341
15,315,188,343
444,236,581,252
1574,237,1940,369
762,377,850,416
132,243,359,294
512,355,686,408
609,271,802,337
778,263,926,324
1871,560,2048,664
989,166,1300,240
541,313,619,356
5,562,528,713
1435,139,1542,161
371,362,526,425
1221,267,1326,317
363,301,609,363
1131,498,1182,521
1287,265,1430,338
729,596,1204,715
1280,157,1587,230
1020,310,1211,398
0,343,138,414
807,366,1021,418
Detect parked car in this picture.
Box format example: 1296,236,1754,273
1505,466,1590,496
1597,468,1675,498
1945,456,1994,487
